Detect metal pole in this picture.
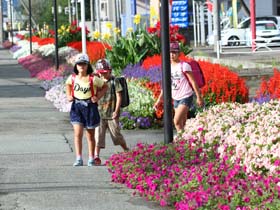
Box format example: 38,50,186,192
95,0,101,32
207,10,212,37
28,0,32,54
250,0,256,51
90,0,94,30
192,0,197,47
80,0,86,54
200,2,205,46
196,1,200,45
160,0,173,144
9,0,13,45
53,0,59,70
115,0,120,28
213,0,218,52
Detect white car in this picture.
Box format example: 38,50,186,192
207,20,280,47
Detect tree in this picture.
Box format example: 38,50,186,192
19,0,77,30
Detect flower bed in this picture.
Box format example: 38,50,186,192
107,100,280,209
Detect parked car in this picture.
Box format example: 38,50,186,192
246,21,280,46
240,16,280,30
207,20,280,47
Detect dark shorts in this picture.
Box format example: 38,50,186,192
173,95,193,109
70,99,100,129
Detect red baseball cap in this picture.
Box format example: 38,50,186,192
96,69,111,74
170,42,180,52
95,59,112,73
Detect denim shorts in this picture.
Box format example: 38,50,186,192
173,95,193,109
70,99,100,129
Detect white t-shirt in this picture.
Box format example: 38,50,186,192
171,62,193,100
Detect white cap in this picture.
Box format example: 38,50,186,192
75,53,89,64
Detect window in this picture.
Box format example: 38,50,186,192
100,0,109,20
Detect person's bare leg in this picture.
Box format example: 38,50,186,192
173,105,189,133
85,128,95,158
73,124,84,166
94,146,101,157
73,124,83,156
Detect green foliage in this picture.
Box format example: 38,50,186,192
57,21,90,47
119,116,136,130
123,79,155,118
105,27,161,74
179,42,193,55
19,0,91,30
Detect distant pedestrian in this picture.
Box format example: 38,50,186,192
65,53,108,166
94,59,129,165
153,42,204,136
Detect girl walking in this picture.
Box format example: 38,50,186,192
154,42,203,136
65,53,108,166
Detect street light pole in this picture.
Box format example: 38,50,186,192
160,0,173,144
53,0,59,70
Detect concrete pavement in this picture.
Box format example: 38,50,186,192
0,47,166,210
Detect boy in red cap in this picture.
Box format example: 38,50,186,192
94,59,129,165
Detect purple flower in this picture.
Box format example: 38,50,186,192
122,63,162,83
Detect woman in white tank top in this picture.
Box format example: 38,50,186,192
153,42,204,137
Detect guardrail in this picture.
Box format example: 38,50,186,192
216,38,280,59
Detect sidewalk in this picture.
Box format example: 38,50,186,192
0,47,166,210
